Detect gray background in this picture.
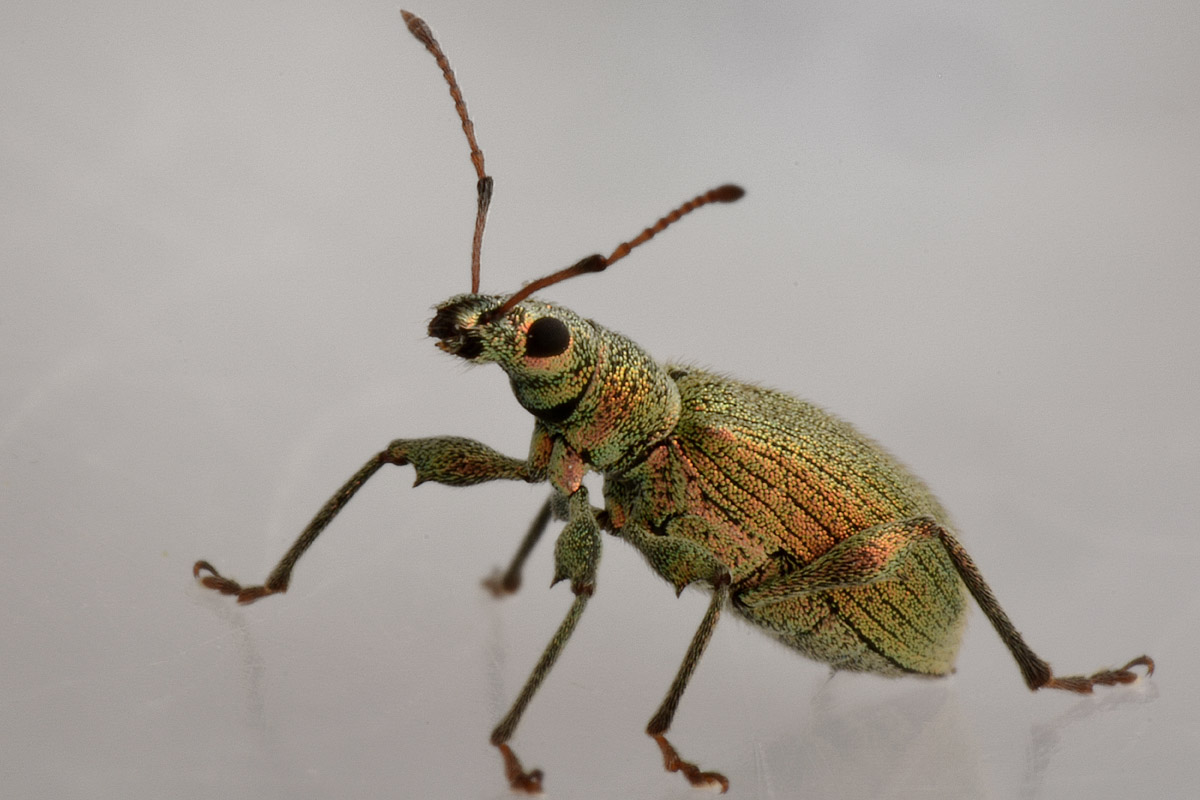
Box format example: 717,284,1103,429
4,1,1197,798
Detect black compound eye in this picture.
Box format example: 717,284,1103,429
525,316,570,358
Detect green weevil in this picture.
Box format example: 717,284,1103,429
193,11,1154,794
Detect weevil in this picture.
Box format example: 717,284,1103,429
193,11,1154,794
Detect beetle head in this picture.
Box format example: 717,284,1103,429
428,294,598,421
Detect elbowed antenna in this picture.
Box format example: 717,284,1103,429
488,184,745,319
402,11,744,314
402,10,493,294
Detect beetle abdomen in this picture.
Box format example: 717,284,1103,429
641,368,968,675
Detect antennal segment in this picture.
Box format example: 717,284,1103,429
402,10,492,294
490,184,744,318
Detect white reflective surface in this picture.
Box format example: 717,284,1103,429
3,2,1196,798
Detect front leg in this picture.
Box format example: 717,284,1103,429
193,436,540,603
489,485,602,793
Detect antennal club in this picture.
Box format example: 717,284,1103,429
490,184,744,318
402,10,492,293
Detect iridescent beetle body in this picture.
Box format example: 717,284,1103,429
194,12,1153,794
606,365,968,677
440,292,969,676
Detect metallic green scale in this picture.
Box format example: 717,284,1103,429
468,293,972,677
609,367,968,677
434,293,964,681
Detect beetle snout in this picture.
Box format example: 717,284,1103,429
427,305,459,341
428,302,485,359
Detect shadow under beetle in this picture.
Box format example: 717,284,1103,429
194,11,1154,794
